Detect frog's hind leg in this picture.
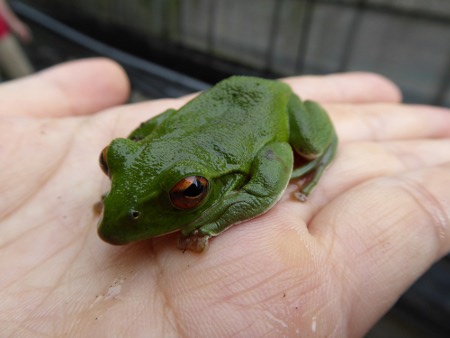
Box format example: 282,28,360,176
288,94,338,201
291,134,337,201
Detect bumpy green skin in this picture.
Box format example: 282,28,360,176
97,76,337,252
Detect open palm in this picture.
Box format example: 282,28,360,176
1,59,449,337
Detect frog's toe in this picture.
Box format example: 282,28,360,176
177,230,209,253
294,191,308,202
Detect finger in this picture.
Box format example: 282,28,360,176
321,138,450,203
310,163,450,334
329,103,450,142
0,58,130,118
103,72,403,136
282,138,450,220
101,73,403,138
283,72,402,104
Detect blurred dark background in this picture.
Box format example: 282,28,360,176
6,0,450,336
9,0,450,106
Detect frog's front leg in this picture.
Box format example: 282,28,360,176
177,142,293,252
288,95,338,201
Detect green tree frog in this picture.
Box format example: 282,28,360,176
97,76,337,252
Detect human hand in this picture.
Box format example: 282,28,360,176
11,21,32,42
1,58,449,337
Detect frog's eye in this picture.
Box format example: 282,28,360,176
169,176,209,210
99,146,110,178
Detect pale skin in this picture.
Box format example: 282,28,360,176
1,58,450,337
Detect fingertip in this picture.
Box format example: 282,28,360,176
85,57,132,109
346,72,402,103
81,57,131,101
39,58,131,116
282,72,402,104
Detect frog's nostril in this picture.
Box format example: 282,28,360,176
131,210,141,220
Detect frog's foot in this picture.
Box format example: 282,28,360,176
93,200,104,215
177,230,210,253
294,191,308,202
293,169,316,202
93,191,109,215
291,134,338,202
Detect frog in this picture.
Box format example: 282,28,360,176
97,76,337,252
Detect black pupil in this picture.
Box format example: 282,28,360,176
184,179,204,197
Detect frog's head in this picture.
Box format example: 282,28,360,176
97,138,212,245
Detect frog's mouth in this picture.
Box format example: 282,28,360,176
97,213,126,245
97,205,185,245
96,206,134,245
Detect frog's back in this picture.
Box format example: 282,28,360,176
157,76,291,137
187,76,290,127
145,76,292,173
